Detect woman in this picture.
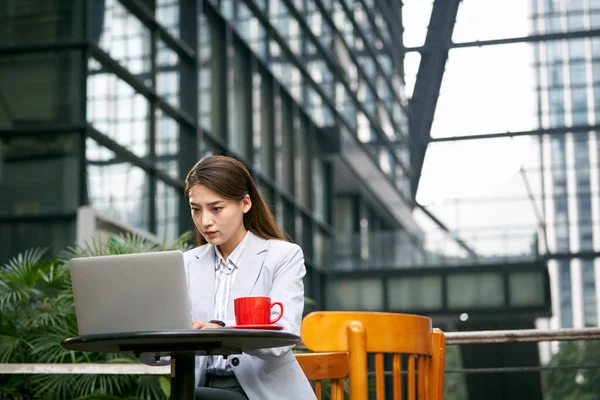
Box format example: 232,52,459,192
183,155,316,400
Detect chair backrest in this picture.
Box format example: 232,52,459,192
301,312,446,400
296,352,349,400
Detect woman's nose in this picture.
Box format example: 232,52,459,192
201,213,213,227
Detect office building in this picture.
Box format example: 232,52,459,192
0,0,419,307
531,0,600,328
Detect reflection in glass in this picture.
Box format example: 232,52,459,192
236,2,268,60
0,51,82,124
229,45,251,158
0,221,75,266
0,0,83,46
277,95,295,194
252,70,275,178
0,135,80,217
295,117,310,207
388,276,443,311
156,0,180,37
95,0,152,82
156,108,179,178
327,279,383,310
508,272,545,307
198,13,226,138
156,180,179,241
157,40,180,107
198,12,212,132
87,60,150,158
447,273,504,309
86,138,150,231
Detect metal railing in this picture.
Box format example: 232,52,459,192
1,328,598,376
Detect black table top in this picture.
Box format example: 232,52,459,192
61,328,301,356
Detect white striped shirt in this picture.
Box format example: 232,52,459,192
205,231,250,375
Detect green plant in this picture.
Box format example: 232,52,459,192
0,232,193,400
545,340,600,400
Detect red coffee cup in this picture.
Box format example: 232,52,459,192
234,296,284,326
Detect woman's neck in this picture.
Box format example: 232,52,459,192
218,227,248,261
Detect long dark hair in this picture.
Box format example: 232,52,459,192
184,155,287,245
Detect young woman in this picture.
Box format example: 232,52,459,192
183,155,316,400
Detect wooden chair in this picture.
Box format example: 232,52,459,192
301,312,446,400
296,352,349,400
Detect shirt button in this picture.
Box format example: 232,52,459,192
231,357,240,366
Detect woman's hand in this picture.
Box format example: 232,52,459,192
192,320,225,329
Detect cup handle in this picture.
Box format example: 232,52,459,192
270,302,284,324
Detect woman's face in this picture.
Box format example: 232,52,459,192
188,184,251,248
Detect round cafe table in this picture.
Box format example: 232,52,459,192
62,328,301,400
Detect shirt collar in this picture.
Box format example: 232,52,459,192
214,231,251,271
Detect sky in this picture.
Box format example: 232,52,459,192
403,0,544,256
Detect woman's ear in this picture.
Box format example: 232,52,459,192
241,194,252,214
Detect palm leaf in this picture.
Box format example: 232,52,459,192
0,334,22,363
166,231,194,251
135,374,168,400
0,248,49,309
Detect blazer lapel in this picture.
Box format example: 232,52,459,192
228,232,268,317
188,247,216,321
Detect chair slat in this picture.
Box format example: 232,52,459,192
423,356,431,397
375,353,385,400
332,379,345,400
392,353,402,400
408,355,416,400
417,355,426,400
315,381,322,400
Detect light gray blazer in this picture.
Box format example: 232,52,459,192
184,232,317,400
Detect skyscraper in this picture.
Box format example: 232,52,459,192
531,0,600,329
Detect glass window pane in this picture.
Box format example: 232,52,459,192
94,0,152,82
313,229,330,268
156,0,180,38
229,44,251,158
198,14,226,138
157,40,181,107
86,137,151,232
327,279,383,310
156,180,180,242
0,51,82,125
295,117,311,207
87,60,151,158
388,276,443,311
447,273,504,309
0,134,80,217
508,271,546,307
277,95,295,194
0,0,83,46
0,220,75,265
253,70,275,178
156,108,179,178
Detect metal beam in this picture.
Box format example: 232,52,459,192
406,29,600,52
430,123,600,142
409,0,460,197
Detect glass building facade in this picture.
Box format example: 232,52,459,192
531,0,600,328
0,0,419,308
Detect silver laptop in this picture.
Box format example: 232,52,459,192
69,250,192,335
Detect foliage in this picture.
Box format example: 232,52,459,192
0,232,193,400
545,340,600,400
442,346,468,400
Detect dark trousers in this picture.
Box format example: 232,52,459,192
194,373,249,400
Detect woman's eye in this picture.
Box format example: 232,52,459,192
212,207,222,212
191,208,200,214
